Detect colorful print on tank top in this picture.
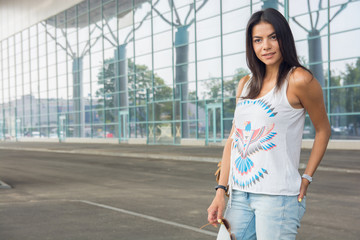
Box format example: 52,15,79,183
231,99,278,188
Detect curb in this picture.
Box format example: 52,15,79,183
0,146,359,174
0,146,220,163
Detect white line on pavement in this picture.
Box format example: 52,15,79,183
77,200,217,237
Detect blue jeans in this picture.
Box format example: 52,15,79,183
217,190,306,240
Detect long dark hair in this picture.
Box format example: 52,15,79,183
244,8,311,99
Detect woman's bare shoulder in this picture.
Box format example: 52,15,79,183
289,67,315,89
236,75,251,98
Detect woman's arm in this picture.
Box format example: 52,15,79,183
207,75,250,225
290,68,331,201
207,128,234,225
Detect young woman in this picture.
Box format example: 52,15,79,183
207,8,331,240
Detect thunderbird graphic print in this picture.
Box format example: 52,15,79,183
231,120,277,188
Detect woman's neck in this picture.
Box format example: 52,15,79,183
264,63,280,83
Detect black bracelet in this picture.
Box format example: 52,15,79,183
215,185,228,192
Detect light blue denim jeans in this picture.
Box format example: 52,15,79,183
217,190,306,240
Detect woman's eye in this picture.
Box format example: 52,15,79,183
271,35,277,40
254,39,261,43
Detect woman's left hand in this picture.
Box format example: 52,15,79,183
298,178,310,202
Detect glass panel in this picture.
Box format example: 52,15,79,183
330,1,360,33
84,124,92,138
153,30,172,52
327,57,360,140
173,0,193,9
222,8,249,34
336,59,360,89
222,78,237,111
93,124,104,138
153,12,171,35
207,107,214,140
197,37,221,60
290,1,329,88
196,0,220,21
223,31,245,56
198,103,206,138
174,122,181,144
196,16,220,41
150,0,168,14
199,77,222,100
121,113,128,138
330,87,360,114
154,50,172,69
330,114,360,140
215,107,221,139
147,123,155,144
105,109,116,123
134,3,152,37
290,2,328,40
187,81,197,101
222,0,249,14
154,67,172,86
135,37,151,56
197,58,221,81
155,122,173,144
331,30,360,61
105,124,115,138
154,85,172,101
155,102,172,121
223,53,248,79
136,53,152,68
223,119,232,139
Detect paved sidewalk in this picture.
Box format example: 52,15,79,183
0,141,359,239
0,141,359,172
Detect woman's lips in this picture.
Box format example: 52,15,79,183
262,52,275,59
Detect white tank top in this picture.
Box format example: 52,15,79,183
229,70,305,196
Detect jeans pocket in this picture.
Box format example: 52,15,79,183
298,196,306,221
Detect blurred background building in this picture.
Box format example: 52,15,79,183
0,0,359,146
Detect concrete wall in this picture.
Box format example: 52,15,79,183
0,0,83,41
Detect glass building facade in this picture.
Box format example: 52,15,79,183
0,0,359,144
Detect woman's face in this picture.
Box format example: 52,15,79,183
252,21,283,67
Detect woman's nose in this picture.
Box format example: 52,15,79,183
263,39,271,50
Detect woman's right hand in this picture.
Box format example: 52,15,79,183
207,190,226,226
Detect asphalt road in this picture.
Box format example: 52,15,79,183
0,149,359,240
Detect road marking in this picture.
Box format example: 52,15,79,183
77,200,217,237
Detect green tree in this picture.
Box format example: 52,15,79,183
327,69,345,115
96,58,173,129
326,58,360,137
199,68,249,137
204,68,249,100
96,58,116,123
223,68,250,126
203,68,249,117
343,58,360,136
